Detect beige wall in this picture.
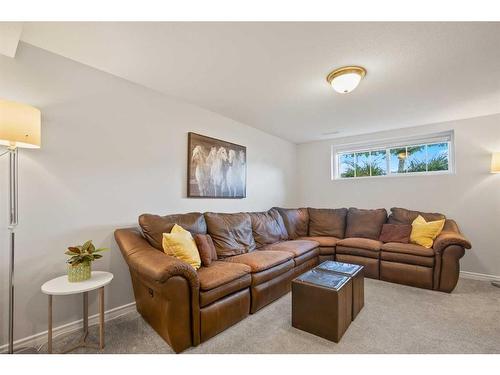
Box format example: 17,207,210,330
297,113,500,278
0,43,298,346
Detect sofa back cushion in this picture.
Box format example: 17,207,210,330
379,223,412,243
139,212,207,250
388,207,445,225
193,234,218,267
249,209,288,247
345,207,387,240
204,212,256,258
308,208,348,238
273,207,309,239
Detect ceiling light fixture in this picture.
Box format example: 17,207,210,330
326,66,366,94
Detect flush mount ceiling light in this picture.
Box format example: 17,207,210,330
326,66,366,94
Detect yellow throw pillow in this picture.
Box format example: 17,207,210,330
162,224,201,270
410,215,445,248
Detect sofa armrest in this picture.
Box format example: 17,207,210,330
114,227,201,352
114,228,199,288
431,220,470,293
433,219,471,254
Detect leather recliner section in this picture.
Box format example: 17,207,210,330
115,206,471,353
250,268,295,313
197,261,252,307
223,250,294,312
380,242,435,267
200,289,251,342
335,238,382,273
250,259,295,286
380,261,434,289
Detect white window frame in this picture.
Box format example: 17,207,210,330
331,130,455,180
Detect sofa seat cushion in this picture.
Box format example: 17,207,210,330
197,261,251,291
250,259,295,286
298,236,340,247
259,240,319,258
337,237,382,251
336,238,382,259
381,242,434,257
292,247,320,266
224,250,293,273
199,274,251,307
380,251,434,267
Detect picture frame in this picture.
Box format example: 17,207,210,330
187,132,247,198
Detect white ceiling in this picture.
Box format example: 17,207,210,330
16,22,500,143
0,22,22,58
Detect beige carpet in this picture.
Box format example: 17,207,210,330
43,278,500,354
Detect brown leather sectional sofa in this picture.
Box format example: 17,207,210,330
115,206,471,353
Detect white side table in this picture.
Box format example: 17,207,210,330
41,271,113,353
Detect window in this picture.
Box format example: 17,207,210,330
333,131,453,180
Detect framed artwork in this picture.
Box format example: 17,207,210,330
188,132,247,198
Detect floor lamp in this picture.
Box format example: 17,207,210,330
0,99,41,354
491,152,500,288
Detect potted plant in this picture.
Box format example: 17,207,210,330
65,240,109,282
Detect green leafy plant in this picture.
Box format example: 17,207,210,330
341,154,386,178
407,154,449,173
427,154,449,171
65,240,109,266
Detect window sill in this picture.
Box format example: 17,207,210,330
332,170,455,181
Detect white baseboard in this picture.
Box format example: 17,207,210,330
460,271,500,283
0,301,137,353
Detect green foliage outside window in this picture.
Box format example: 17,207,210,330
338,142,449,178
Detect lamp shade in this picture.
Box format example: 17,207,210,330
0,99,41,149
491,152,500,173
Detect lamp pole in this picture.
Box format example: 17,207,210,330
0,99,41,354
3,145,37,354
7,145,18,354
